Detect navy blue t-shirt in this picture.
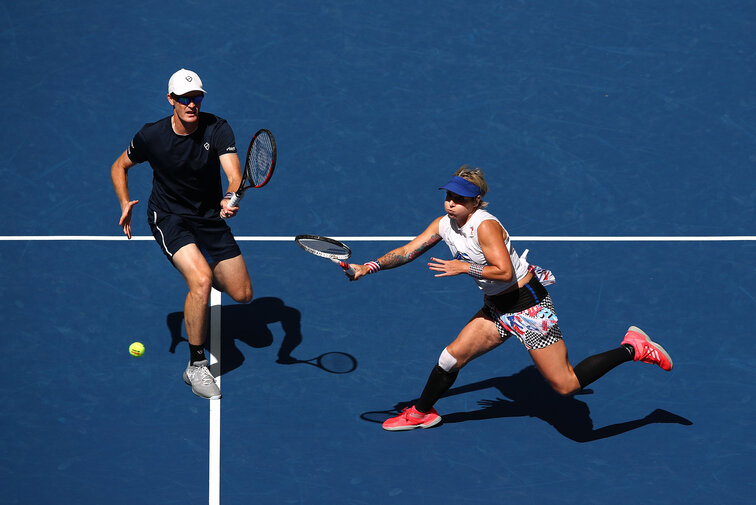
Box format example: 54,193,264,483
127,112,237,218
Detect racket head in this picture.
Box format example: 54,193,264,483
245,128,276,188
294,234,352,261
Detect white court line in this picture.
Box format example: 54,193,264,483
0,235,754,241
209,289,222,505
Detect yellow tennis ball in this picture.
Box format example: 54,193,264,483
129,342,145,357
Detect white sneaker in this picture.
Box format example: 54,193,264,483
183,360,221,399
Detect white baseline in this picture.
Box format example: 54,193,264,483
0,235,754,242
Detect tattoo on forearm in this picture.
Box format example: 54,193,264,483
379,234,441,269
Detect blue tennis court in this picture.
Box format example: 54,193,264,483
1,1,754,504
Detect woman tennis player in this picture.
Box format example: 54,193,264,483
349,166,673,431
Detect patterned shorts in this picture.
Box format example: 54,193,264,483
482,294,563,350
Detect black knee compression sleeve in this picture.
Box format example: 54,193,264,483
415,365,459,413
573,345,634,389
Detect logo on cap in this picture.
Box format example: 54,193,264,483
185,76,193,82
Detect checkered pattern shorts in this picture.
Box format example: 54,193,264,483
482,295,563,350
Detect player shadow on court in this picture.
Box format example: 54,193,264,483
167,296,356,376
362,366,691,442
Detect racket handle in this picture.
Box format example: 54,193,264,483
342,262,355,276
227,192,242,207
331,258,355,276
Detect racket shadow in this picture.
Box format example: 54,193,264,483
167,296,304,376
361,366,692,442
278,351,358,374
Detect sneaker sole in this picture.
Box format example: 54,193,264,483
183,372,222,400
627,326,674,371
382,415,443,431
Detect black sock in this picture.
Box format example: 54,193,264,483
415,365,459,413
622,343,635,359
189,344,206,364
573,345,634,389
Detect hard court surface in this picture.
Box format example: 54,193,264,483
0,2,754,504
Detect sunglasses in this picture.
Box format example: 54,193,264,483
172,94,204,106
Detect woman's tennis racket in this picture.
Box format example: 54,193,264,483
294,234,355,276
227,128,276,207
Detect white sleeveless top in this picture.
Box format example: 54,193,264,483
438,209,529,295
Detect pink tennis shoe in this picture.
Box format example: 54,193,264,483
622,326,673,371
382,406,442,431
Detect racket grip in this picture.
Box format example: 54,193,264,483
227,192,242,207
342,262,355,276
331,258,355,276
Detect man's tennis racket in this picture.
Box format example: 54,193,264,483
227,128,276,207
294,234,355,276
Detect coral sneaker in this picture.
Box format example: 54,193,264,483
622,326,673,371
382,406,442,431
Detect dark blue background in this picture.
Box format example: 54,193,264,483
0,1,754,504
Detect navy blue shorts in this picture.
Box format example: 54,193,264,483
148,209,242,265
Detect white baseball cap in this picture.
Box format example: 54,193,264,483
168,68,206,96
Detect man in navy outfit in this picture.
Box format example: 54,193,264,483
111,68,252,399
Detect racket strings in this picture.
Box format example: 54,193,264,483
248,134,273,186
299,239,349,257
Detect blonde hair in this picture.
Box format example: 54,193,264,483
454,165,488,208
